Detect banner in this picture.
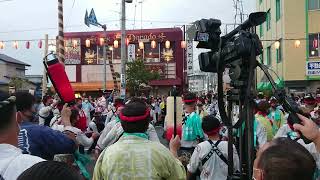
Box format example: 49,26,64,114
186,41,193,74
128,44,135,62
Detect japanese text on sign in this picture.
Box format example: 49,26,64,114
187,41,193,74
306,61,320,76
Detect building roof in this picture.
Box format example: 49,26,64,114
25,75,43,78
0,80,8,85
0,54,30,66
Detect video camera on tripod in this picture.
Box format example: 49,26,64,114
193,12,311,180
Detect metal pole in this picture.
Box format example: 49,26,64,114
207,73,210,93
42,34,49,97
103,28,107,91
120,0,126,98
58,0,65,63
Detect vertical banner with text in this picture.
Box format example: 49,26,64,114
128,44,136,62
187,41,193,74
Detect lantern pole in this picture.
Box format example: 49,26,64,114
58,0,65,63
42,34,49,98
103,26,107,91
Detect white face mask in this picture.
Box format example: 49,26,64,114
84,99,89,103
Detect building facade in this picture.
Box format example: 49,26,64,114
0,54,31,92
188,71,216,94
257,0,320,93
64,28,185,96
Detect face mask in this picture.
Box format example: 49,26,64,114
84,99,89,103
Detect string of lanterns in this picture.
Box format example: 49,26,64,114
83,37,187,50
0,38,305,50
273,40,302,49
0,39,45,50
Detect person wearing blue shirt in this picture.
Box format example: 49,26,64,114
15,92,76,160
82,97,94,124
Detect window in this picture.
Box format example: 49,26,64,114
276,0,281,21
267,46,271,65
276,39,282,63
260,52,264,64
260,24,264,37
309,0,320,10
266,9,271,30
309,33,319,57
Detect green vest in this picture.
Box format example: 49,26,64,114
255,114,274,142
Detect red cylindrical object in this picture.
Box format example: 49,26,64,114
38,40,42,49
46,59,75,103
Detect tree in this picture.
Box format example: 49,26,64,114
8,77,28,91
126,59,160,95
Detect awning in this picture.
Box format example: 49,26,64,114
257,78,284,91
71,81,119,92
257,82,272,91
275,78,284,88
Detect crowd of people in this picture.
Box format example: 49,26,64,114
0,89,320,180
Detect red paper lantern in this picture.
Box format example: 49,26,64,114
0,41,5,49
13,41,18,49
38,40,42,49
313,38,318,48
26,41,30,49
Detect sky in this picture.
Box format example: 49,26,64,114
0,0,255,75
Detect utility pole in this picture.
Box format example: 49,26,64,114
120,0,132,98
42,34,49,97
57,0,65,63
102,25,107,91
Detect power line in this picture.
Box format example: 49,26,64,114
0,0,13,2
0,19,240,34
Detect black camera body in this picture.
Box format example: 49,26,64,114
195,12,266,74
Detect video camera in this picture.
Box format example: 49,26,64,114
193,12,311,180
195,12,266,73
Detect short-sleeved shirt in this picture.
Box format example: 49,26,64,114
93,135,186,180
187,140,240,180
0,144,44,180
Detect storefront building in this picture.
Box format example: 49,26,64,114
64,28,186,96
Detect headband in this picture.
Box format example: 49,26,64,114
205,126,221,136
0,96,16,109
183,99,197,103
119,108,150,122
